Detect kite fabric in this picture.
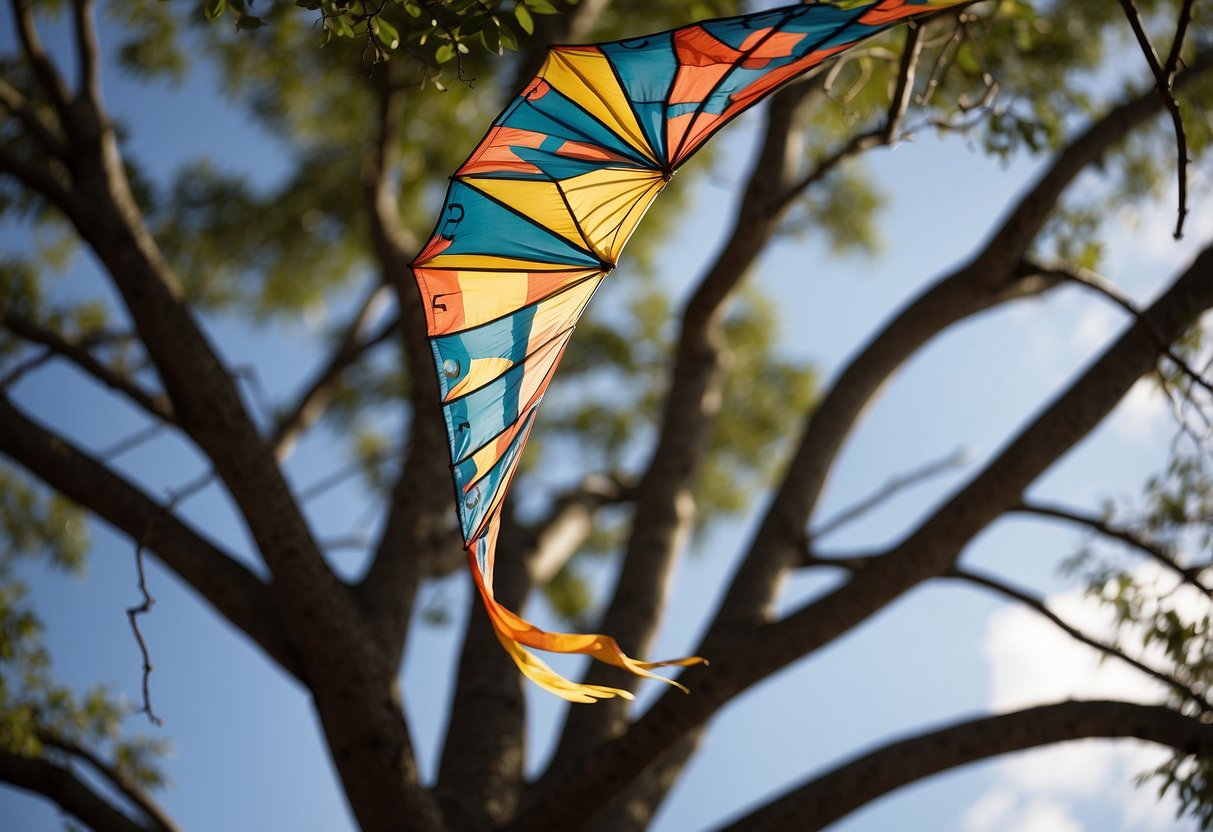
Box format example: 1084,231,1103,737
410,0,966,702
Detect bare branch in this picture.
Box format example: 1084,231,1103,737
0,749,157,832
1118,0,1193,238
1164,0,1196,77
0,312,175,423
270,287,396,461
70,0,102,106
713,701,1213,831
0,77,65,158
0,394,304,680
521,473,633,584
8,0,72,118
0,145,78,219
771,22,925,216
716,57,1213,636
511,243,1213,832
127,525,162,727
355,55,455,660
884,23,923,142
0,348,53,389
39,733,181,832
811,446,970,540
950,565,1209,711
1037,261,1213,400
1014,498,1212,596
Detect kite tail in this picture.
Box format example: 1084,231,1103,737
468,551,707,703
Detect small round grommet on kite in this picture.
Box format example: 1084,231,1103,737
442,358,461,378
465,487,481,509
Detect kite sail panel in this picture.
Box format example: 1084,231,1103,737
411,0,968,702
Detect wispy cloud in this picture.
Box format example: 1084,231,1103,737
965,566,1208,831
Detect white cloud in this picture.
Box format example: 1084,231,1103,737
960,789,1017,832
966,566,1212,831
1107,377,1170,445
961,793,1083,832
1069,302,1121,356
984,586,1164,712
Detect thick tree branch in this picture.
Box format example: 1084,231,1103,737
0,750,157,832
436,477,631,828
714,700,1213,831
27,28,437,826
546,78,827,767
1027,260,1213,404
717,56,1213,633
950,565,1209,711
353,56,455,664
0,394,303,680
433,522,529,832
510,243,1213,832
0,312,174,423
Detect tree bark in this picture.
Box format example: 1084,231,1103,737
715,700,1213,831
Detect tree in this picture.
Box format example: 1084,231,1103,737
1,0,1212,830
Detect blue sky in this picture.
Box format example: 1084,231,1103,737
3,5,1212,832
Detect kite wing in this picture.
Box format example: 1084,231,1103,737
410,0,966,702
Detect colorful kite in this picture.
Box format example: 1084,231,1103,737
411,0,966,702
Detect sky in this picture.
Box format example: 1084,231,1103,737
2,4,1212,832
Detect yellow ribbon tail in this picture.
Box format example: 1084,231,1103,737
470,553,707,701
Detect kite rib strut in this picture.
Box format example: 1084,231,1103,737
410,0,968,703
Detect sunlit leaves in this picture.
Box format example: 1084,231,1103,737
197,0,569,83
698,291,817,518
0,470,88,577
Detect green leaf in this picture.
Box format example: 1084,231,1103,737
374,17,400,49
498,22,517,51
514,4,534,35
480,23,501,55
235,14,265,29
524,0,560,13
204,0,227,21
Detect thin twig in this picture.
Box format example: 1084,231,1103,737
0,312,175,422
127,526,162,726
98,423,167,461
812,446,970,539
1041,261,1213,399
951,565,1211,713
271,287,396,460
126,470,214,726
1118,0,1194,238
297,442,399,502
772,20,930,216
0,348,53,389
1014,498,1212,598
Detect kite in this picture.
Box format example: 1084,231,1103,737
410,0,966,702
